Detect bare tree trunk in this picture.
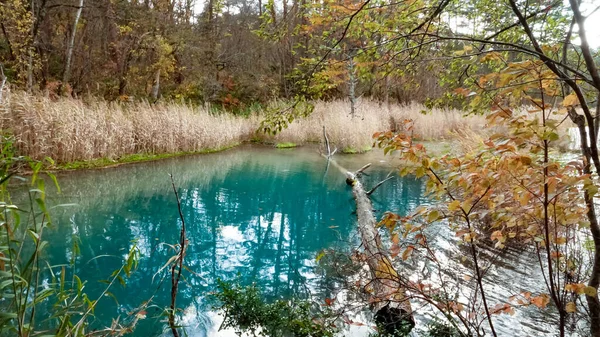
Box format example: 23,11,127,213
0,23,15,61
384,75,391,113
348,57,357,118
595,93,600,139
151,69,160,101
0,64,7,103
346,165,414,333
184,0,194,24
568,107,600,337
26,52,33,94
62,0,85,93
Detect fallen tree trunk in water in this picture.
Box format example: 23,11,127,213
321,132,414,334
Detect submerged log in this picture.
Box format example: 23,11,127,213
321,127,414,334
345,166,415,334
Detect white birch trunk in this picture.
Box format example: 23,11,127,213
62,0,84,87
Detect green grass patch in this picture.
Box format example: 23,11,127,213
275,142,298,149
341,145,372,154
56,143,240,170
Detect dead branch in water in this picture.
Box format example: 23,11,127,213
168,174,187,337
322,125,337,158
322,127,414,334
367,171,394,196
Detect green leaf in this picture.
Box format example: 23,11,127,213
0,312,17,319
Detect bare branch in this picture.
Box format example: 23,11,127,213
367,171,394,196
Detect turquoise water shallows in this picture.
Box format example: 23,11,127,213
38,146,425,336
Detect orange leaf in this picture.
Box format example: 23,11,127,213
402,246,414,261
490,230,503,241
530,294,550,308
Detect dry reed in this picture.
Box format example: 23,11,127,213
0,92,258,163
1,93,490,164
271,100,487,151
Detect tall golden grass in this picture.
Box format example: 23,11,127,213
0,92,488,164
0,92,258,162
271,100,487,151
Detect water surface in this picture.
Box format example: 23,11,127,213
39,145,425,336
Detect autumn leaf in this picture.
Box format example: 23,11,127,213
490,230,503,241
565,302,577,313
584,286,598,297
530,294,550,308
566,283,586,294
448,200,461,212
427,210,440,222
402,246,414,261
562,93,579,107
315,251,325,263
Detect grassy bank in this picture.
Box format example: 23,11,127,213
0,92,488,167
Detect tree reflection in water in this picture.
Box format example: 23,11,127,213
35,146,425,336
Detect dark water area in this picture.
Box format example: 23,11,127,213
31,145,425,336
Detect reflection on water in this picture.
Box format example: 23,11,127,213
34,145,425,336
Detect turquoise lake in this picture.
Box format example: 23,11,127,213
37,146,426,336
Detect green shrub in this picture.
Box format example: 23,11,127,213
213,280,338,337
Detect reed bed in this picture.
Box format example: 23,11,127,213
271,100,487,151
1,93,490,164
0,92,258,163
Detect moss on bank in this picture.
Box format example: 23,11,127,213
275,142,298,149
341,146,372,154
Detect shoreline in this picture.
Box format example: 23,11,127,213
48,140,461,172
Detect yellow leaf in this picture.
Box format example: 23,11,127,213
427,210,440,222
565,302,577,313
519,192,531,206
448,200,461,212
315,251,325,263
584,286,598,297
554,237,567,244
562,93,579,107
490,230,503,241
